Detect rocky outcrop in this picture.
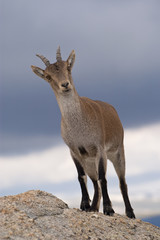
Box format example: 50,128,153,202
0,190,159,240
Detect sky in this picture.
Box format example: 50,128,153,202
0,0,160,218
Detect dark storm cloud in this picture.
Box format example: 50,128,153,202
1,0,160,154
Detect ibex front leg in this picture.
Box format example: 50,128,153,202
99,157,115,215
73,158,91,211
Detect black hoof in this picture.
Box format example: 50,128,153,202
103,205,115,216
126,210,136,219
80,200,90,211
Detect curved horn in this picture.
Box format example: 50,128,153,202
36,54,50,67
56,46,62,62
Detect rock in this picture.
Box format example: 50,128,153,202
0,190,159,240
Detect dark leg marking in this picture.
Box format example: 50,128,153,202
120,178,135,218
112,147,135,218
73,158,90,211
99,157,115,216
89,180,101,212
78,146,88,156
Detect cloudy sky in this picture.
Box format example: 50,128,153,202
0,0,160,218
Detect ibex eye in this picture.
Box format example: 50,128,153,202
46,75,51,81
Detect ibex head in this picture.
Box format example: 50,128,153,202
31,46,75,94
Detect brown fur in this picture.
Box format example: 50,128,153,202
31,47,135,218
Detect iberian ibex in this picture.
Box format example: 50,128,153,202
31,47,135,218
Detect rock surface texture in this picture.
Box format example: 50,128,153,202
0,190,159,240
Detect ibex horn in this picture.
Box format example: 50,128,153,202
56,46,62,62
36,54,50,67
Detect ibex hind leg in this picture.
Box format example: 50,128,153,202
89,179,101,212
82,156,102,212
110,146,136,218
98,157,115,216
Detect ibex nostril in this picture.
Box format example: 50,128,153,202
61,82,69,88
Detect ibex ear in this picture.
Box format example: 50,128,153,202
31,65,45,79
67,50,75,70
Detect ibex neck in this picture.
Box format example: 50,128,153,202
56,89,82,120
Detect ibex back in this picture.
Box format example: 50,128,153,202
31,47,135,218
